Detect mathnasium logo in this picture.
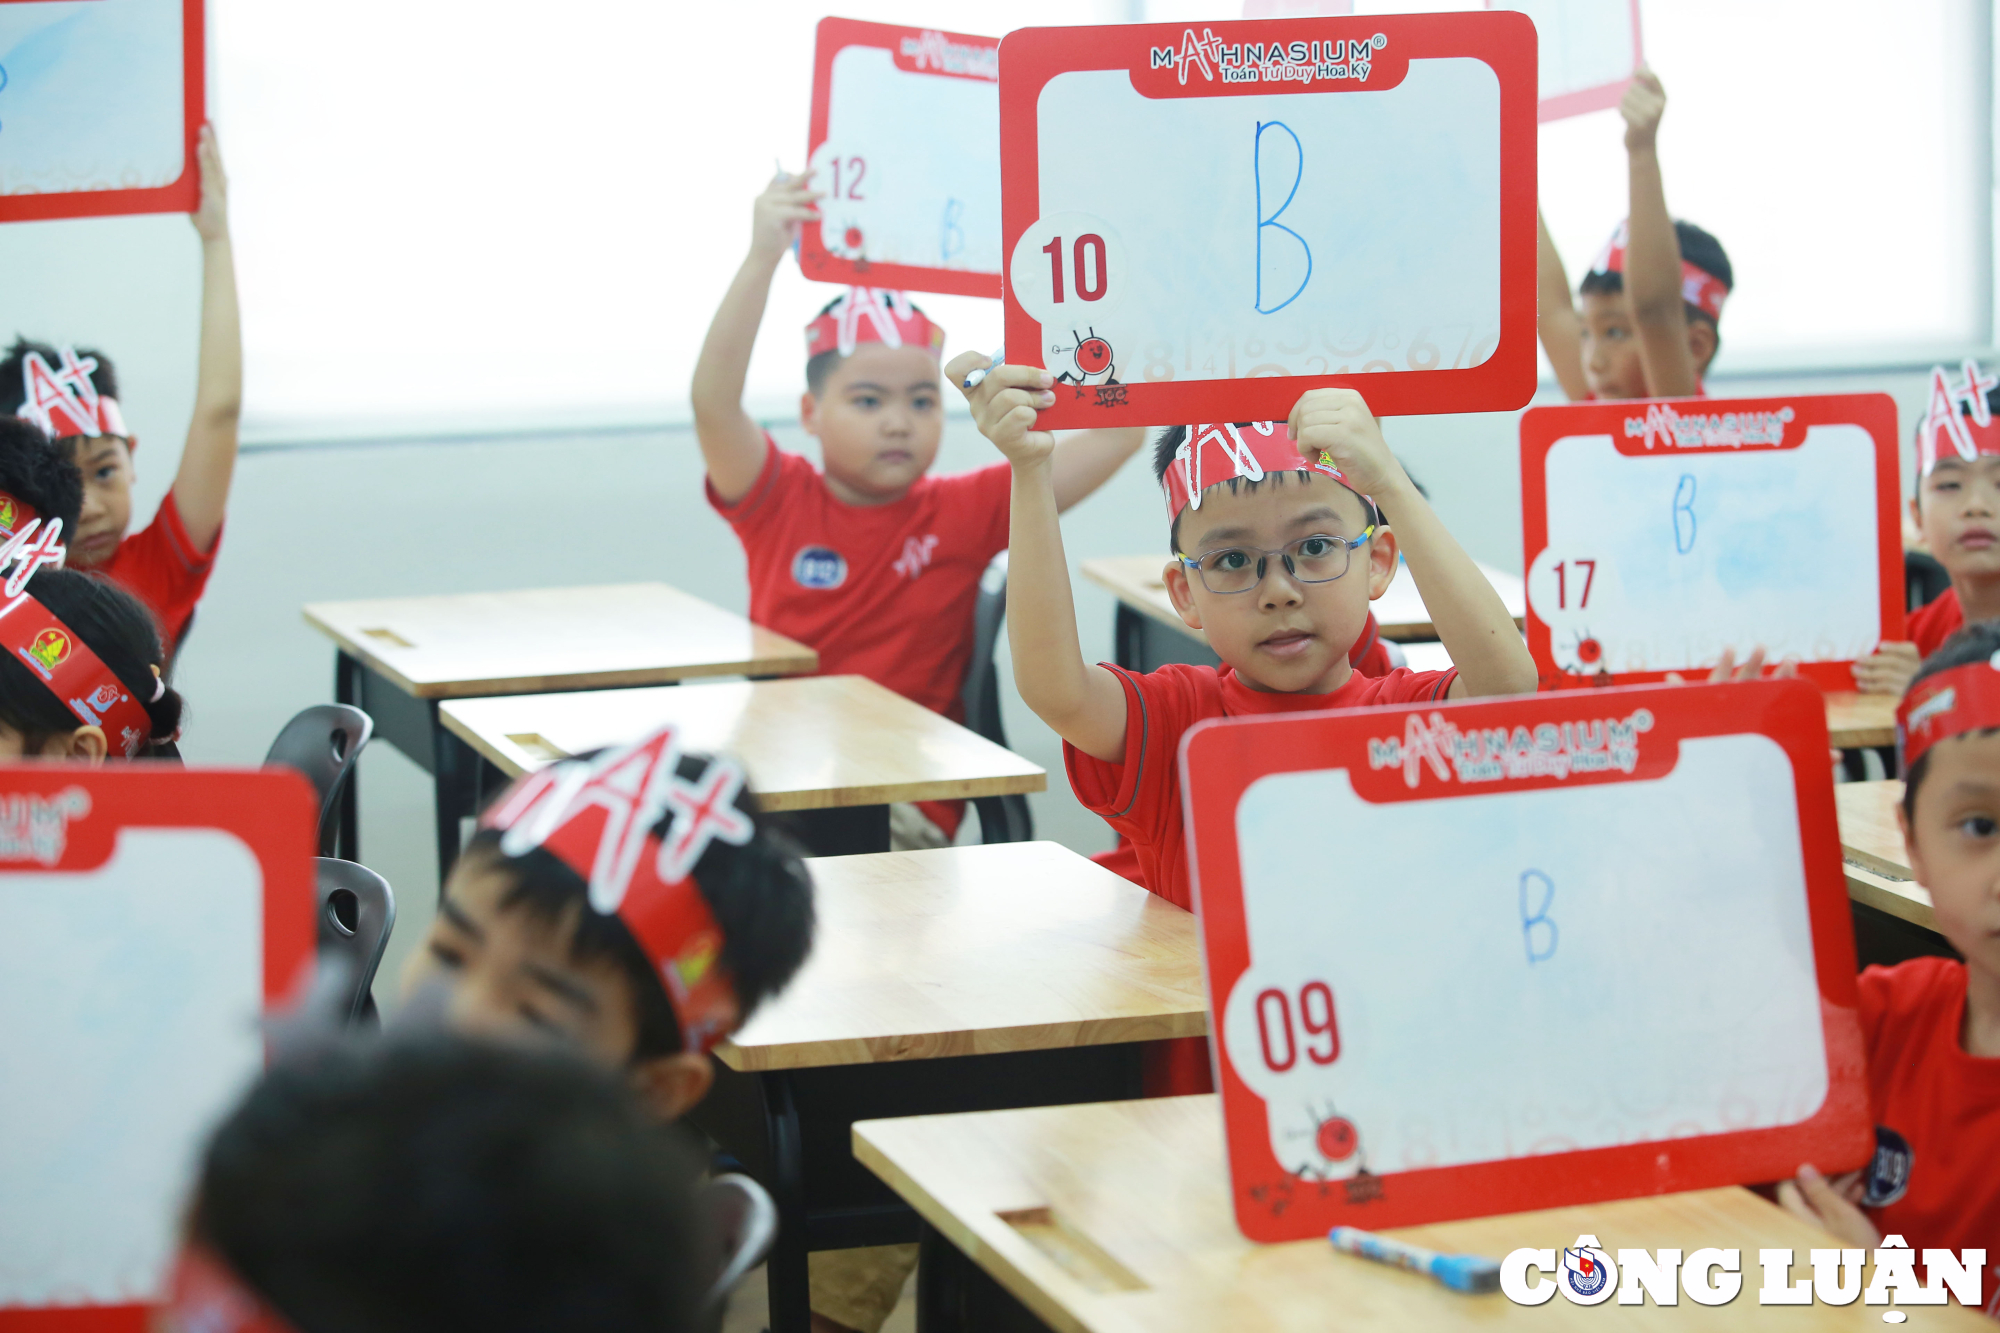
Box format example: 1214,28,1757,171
1148,29,1385,87
1501,1234,1992,1317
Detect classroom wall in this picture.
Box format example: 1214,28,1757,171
0,212,1951,1010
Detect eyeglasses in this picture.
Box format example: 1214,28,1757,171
1177,529,1374,595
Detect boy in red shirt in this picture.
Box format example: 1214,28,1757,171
1778,623,2000,1314
691,172,1143,846
1854,362,2000,697
1,127,239,653
1536,69,1733,402
954,364,1539,914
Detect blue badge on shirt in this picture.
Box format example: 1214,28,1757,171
792,546,847,590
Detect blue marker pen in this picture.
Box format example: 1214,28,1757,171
962,349,1004,391
1328,1227,1502,1294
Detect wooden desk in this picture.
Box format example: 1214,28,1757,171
302,583,816,871
438,675,1044,852
688,843,1206,1333
1081,555,1526,675
1834,779,1936,932
1823,692,1897,751
857,1096,1990,1332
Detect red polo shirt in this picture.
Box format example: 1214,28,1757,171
100,490,218,652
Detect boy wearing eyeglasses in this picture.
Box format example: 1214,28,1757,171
955,364,1536,911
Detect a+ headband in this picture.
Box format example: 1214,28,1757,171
1918,359,2000,478
1588,220,1729,323
804,287,945,361
478,725,755,1055
0,518,156,758
1897,652,2000,772
16,346,127,440
1162,421,1365,523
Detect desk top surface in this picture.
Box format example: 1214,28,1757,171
1079,555,1526,644
1823,692,1897,750
437,674,1045,813
716,842,1206,1072
302,582,818,698
1834,778,1935,931
856,1095,1981,1333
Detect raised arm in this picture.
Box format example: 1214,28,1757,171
1620,69,1701,399
948,354,1129,761
172,126,240,556
1288,389,1536,699
1050,425,1146,512
1536,209,1590,402
690,173,820,504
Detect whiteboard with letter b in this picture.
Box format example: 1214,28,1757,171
1181,681,1870,1239
997,12,1538,428
1520,393,1903,691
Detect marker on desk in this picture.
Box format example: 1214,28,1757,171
962,350,1004,391
1328,1227,1501,1295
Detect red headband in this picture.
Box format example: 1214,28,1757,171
480,725,753,1054
158,1244,300,1333
1897,654,2000,771
1589,221,1729,323
1163,422,1356,523
0,519,153,757
804,287,945,361
17,347,127,440
1918,360,2000,477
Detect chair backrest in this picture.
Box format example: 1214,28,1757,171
961,551,1011,748
700,1173,777,1309
264,705,373,855
1907,548,1952,613
313,857,396,1026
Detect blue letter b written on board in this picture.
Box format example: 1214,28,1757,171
1254,121,1311,314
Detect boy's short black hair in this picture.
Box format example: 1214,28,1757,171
802,293,935,396
0,567,183,755
1150,424,1377,554
464,750,815,1059
1901,620,2000,821
0,337,121,429
0,416,83,533
191,1033,706,1333
1578,220,1733,331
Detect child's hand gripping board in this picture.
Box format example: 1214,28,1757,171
0,768,314,1328
1181,680,1870,1239
1521,393,1904,691
0,0,204,222
997,12,1538,428
800,18,1001,298
1487,0,1642,122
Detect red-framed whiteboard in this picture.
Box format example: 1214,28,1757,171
1182,680,1870,1239
997,11,1538,428
800,17,1002,299
1488,0,1642,123
0,768,315,1329
1521,393,1904,692
0,0,204,223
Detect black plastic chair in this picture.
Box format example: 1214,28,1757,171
264,705,373,857
962,552,1034,844
315,857,396,1027
1908,548,1951,615
700,1173,778,1313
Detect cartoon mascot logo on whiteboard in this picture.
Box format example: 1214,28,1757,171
1055,327,1119,387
